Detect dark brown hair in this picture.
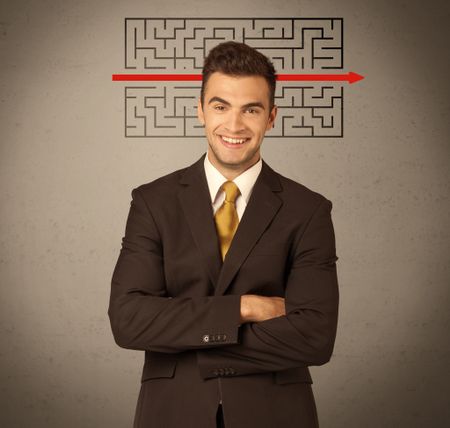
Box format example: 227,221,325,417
201,41,277,108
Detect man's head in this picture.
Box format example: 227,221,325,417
198,42,278,180
200,41,277,110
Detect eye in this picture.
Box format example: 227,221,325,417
213,104,226,111
245,107,260,114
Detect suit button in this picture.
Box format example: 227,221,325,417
202,334,210,343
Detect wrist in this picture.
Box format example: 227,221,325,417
240,295,253,323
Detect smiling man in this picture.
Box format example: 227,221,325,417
109,41,339,428
197,70,276,180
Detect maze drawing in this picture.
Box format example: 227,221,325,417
126,85,202,137
122,18,345,138
125,18,343,72
125,83,343,138
274,84,343,137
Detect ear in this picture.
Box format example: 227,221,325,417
197,97,205,125
266,104,278,131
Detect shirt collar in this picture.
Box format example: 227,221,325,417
204,152,262,204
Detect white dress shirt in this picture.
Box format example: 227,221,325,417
204,153,262,220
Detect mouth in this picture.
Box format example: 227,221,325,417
217,134,250,147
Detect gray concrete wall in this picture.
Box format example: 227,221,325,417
1,0,449,426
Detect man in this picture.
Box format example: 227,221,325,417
109,41,339,428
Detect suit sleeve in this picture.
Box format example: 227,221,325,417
108,187,242,353
196,198,339,379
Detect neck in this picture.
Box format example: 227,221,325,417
207,152,260,181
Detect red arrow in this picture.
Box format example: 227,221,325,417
112,72,364,84
277,72,364,84
112,74,202,81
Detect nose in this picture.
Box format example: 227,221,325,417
224,109,245,134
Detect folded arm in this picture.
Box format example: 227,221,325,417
196,198,339,378
109,188,338,376
108,187,242,353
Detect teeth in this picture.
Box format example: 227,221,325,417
222,136,246,144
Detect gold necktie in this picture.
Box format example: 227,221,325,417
214,181,241,260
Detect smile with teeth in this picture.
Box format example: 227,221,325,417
220,135,248,145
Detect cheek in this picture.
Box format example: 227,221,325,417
255,122,270,136
208,120,222,134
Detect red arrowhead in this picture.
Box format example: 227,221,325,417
348,72,364,84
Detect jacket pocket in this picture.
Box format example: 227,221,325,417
141,359,177,382
273,367,312,385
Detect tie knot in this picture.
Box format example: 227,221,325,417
221,181,240,203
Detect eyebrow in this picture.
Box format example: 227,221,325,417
208,96,266,110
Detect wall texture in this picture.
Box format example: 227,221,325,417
1,0,449,427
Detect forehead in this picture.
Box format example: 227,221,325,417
204,72,270,105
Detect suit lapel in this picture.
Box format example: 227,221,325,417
214,161,283,296
177,155,222,288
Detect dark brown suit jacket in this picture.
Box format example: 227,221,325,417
109,154,339,427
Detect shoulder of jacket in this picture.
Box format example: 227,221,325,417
273,169,331,207
133,166,188,196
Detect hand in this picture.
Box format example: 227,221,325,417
240,294,286,323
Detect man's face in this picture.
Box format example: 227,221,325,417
197,72,277,178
